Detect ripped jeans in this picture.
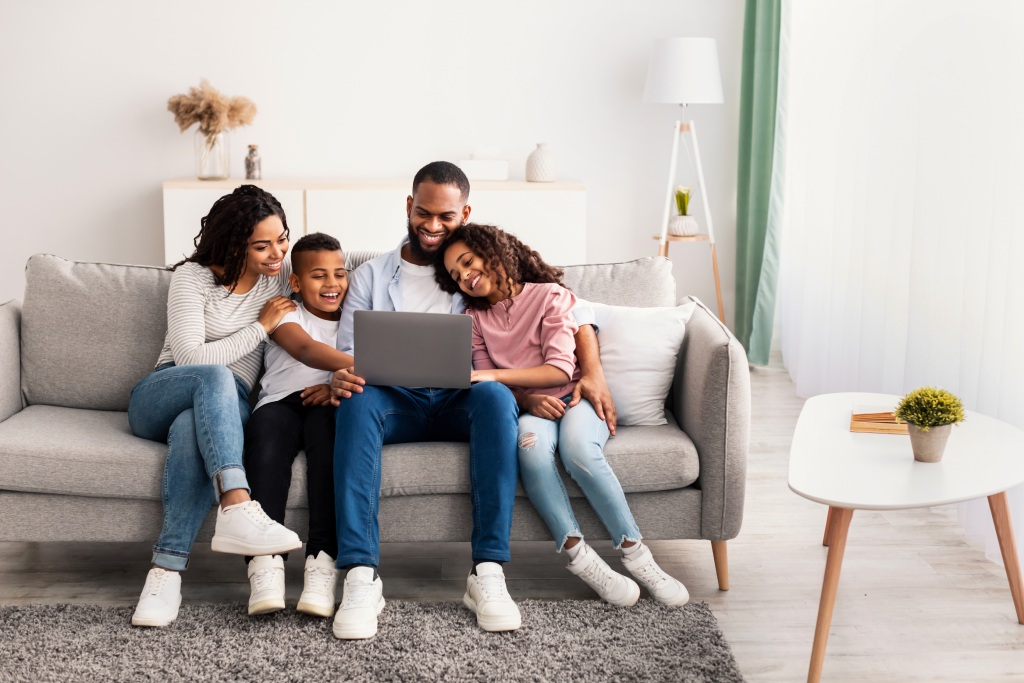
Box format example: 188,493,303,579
517,397,641,552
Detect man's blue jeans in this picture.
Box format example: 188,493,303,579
333,382,519,568
128,363,251,571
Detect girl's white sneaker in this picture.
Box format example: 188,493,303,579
131,567,182,627
567,543,640,607
297,551,339,618
621,544,690,607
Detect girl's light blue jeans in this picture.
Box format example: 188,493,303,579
128,363,251,571
517,397,641,551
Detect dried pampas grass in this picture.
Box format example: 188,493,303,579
167,80,256,138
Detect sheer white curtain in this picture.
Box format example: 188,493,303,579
777,0,1024,566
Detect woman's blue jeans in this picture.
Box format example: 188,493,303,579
518,397,641,551
333,382,519,568
128,363,251,571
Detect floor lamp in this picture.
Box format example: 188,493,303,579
644,37,726,322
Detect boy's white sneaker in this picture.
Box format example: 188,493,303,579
463,562,522,632
567,543,640,607
131,567,182,627
332,566,385,639
211,500,302,556
247,555,286,615
297,551,340,618
621,544,690,607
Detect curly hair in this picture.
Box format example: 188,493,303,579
433,224,566,310
171,185,289,291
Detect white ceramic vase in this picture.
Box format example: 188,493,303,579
526,143,557,182
669,215,699,236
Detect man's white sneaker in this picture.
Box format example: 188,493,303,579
332,566,384,639
247,555,285,615
463,562,522,632
621,544,690,607
297,551,339,618
210,500,302,556
131,567,182,627
567,543,640,607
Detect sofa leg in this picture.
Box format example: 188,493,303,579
711,540,729,591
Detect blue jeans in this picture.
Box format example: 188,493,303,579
518,397,641,551
128,363,251,571
333,382,519,568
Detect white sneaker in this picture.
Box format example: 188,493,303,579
621,544,690,607
247,555,285,615
131,567,182,627
567,543,640,607
297,551,339,618
210,500,302,556
332,566,385,639
463,562,522,632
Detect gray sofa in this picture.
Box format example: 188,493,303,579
0,253,749,590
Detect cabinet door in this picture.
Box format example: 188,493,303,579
305,188,409,254
469,190,587,266
162,188,305,266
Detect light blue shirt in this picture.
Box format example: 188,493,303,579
337,236,596,354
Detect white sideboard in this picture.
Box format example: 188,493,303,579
162,179,586,267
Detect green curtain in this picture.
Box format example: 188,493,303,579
734,0,782,365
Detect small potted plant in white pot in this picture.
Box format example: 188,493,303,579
668,185,698,236
893,387,966,463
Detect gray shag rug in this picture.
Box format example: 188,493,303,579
0,600,743,682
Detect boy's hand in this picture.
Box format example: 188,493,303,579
522,394,565,421
300,384,332,406
331,367,365,404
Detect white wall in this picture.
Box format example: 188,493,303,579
0,0,743,323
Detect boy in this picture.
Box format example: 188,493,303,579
243,232,353,617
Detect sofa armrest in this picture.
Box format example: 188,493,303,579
0,299,24,422
673,297,750,540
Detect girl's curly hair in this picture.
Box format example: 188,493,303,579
172,184,289,291
433,223,566,310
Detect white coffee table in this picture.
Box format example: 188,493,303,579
789,392,1024,683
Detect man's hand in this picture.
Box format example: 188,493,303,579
330,367,365,405
569,372,618,436
521,394,566,421
300,383,333,406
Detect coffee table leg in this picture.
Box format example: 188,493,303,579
987,491,1024,624
809,506,854,683
823,508,835,546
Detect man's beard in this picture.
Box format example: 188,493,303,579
406,218,435,263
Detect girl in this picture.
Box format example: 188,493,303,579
129,185,303,627
434,224,689,608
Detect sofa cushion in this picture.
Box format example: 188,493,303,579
0,406,699,503
562,257,675,308
22,254,171,411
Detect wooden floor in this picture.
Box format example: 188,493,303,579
2,365,1023,681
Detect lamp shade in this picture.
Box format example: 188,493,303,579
644,37,724,105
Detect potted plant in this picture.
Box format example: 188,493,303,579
668,185,698,236
893,387,966,462
167,80,256,180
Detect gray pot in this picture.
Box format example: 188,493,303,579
907,423,952,463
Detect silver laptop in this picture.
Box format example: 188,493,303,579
354,310,473,389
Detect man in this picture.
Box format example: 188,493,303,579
329,161,617,640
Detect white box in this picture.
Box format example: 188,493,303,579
457,159,509,181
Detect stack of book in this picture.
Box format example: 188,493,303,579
850,409,908,434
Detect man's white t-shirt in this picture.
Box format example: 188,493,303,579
399,258,453,314
255,302,340,411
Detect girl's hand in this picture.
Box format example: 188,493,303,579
471,369,498,383
522,394,566,421
258,296,297,334
300,383,332,406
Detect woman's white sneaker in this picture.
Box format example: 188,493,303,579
567,543,640,607
211,500,301,556
463,562,522,632
297,551,339,618
332,567,385,639
131,568,182,627
621,544,690,607
247,555,286,615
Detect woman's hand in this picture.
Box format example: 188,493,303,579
300,383,332,406
521,394,566,421
258,296,297,334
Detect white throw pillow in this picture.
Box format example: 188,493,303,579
589,301,696,426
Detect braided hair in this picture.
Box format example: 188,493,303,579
171,185,290,291
433,223,566,310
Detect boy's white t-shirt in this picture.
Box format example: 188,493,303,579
255,302,340,411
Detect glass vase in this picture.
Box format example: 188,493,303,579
195,130,230,180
